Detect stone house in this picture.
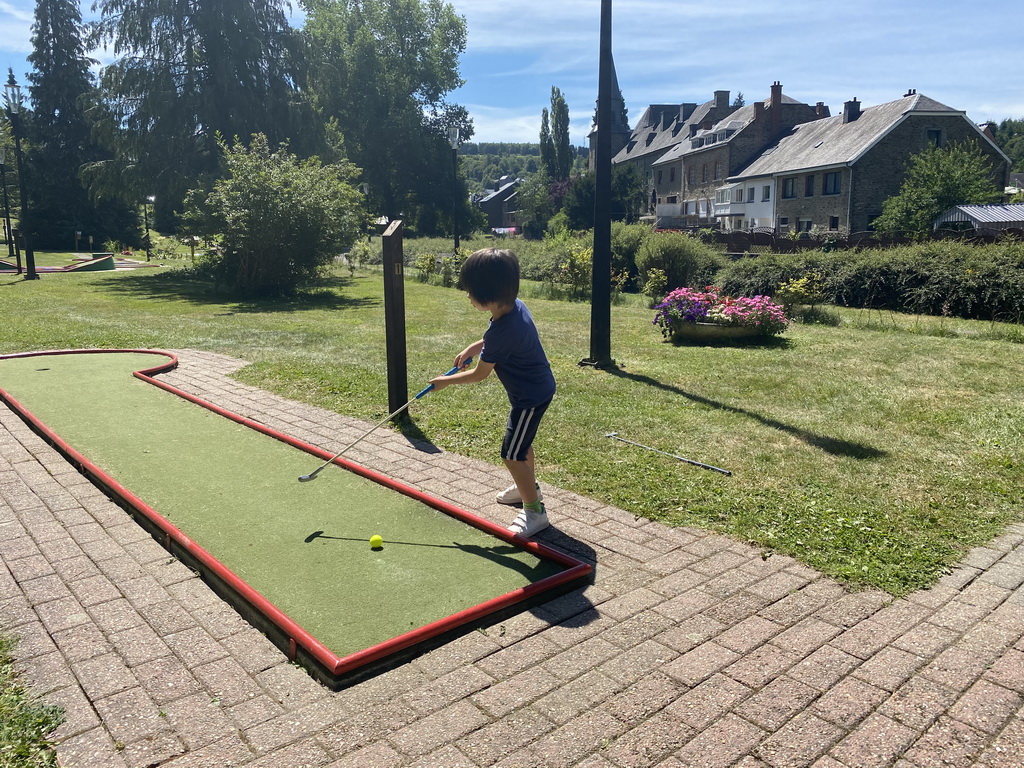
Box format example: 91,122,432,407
477,178,521,231
611,90,742,215
725,91,1011,234
648,83,828,229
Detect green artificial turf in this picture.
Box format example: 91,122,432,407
0,351,562,659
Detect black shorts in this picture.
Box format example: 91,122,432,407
501,400,551,461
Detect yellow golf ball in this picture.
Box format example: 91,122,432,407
369,535,383,549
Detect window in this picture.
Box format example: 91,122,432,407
805,175,815,197
762,185,771,201
670,167,676,183
733,188,744,203
823,172,841,195
667,196,678,204
657,170,663,184
926,128,943,147
702,164,708,183
829,216,840,230
747,187,755,203
778,217,789,228
798,219,813,232
688,168,696,186
714,161,722,180
782,178,796,198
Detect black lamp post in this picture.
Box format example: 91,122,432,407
144,195,154,260
4,82,38,280
0,146,17,272
448,125,460,253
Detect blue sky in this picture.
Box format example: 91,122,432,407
2,0,1021,145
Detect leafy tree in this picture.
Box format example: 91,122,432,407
559,165,645,230
89,0,310,230
873,142,1002,234
302,0,472,235
185,134,365,296
515,171,554,239
994,118,1024,172
732,92,745,108
26,0,138,248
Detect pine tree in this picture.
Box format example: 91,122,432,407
90,0,310,229
26,0,137,248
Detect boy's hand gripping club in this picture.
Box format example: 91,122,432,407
297,359,471,482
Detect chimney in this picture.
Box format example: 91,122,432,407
979,122,997,141
843,98,861,124
714,90,730,110
815,101,828,118
769,81,782,136
903,88,917,97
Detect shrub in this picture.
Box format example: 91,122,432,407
610,222,652,288
186,134,366,296
636,231,722,292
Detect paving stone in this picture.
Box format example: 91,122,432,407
527,709,628,768
389,700,490,757
602,672,687,726
600,711,695,768
672,713,766,768
162,690,240,750
852,646,926,691
878,676,961,731
946,678,1023,735
904,717,990,768
54,726,129,768
828,712,918,768
93,686,168,746
455,707,555,766
72,652,138,701
665,673,752,730
756,712,844,768
734,675,820,731
663,641,740,688
402,664,494,715
812,676,889,728
531,669,623,725
133,654,204,705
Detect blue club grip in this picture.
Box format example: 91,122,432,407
414,357,473,399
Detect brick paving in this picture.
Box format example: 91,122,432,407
1,348,1022,768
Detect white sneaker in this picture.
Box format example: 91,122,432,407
496,483,543,506
507,507,550,537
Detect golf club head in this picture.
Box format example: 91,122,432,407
605,432,618,437
297,471,319,483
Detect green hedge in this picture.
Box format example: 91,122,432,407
715,240,1024,323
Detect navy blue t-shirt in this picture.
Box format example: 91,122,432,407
480,299,556,408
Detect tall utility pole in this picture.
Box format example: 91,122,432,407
581,0,613,367
448,126,461,254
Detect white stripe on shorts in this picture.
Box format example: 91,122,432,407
508,406,536,460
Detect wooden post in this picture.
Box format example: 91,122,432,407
382,220,408,419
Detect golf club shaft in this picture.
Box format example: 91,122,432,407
301,359,470,480
607,433,732,476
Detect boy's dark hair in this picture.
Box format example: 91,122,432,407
458,248,520,306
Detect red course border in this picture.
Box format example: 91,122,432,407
0,349,592,685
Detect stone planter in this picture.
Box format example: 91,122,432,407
670,321,764,343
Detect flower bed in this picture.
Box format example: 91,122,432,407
653,286,789,340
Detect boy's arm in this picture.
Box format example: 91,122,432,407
429,359,494,390
456,340,484,368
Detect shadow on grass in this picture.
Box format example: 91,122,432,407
605,366,887,460
93,270,379,313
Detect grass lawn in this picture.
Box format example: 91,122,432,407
1,259,1020,596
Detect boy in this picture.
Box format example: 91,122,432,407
429,248,556,537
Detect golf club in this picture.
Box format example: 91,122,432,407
297,359,471,482
605,431,732,476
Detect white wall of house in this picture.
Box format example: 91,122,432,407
713,180,775,230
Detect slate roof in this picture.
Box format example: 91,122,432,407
729,92,965,180
612,99,716,164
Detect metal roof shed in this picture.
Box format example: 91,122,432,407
933,204,1024,230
